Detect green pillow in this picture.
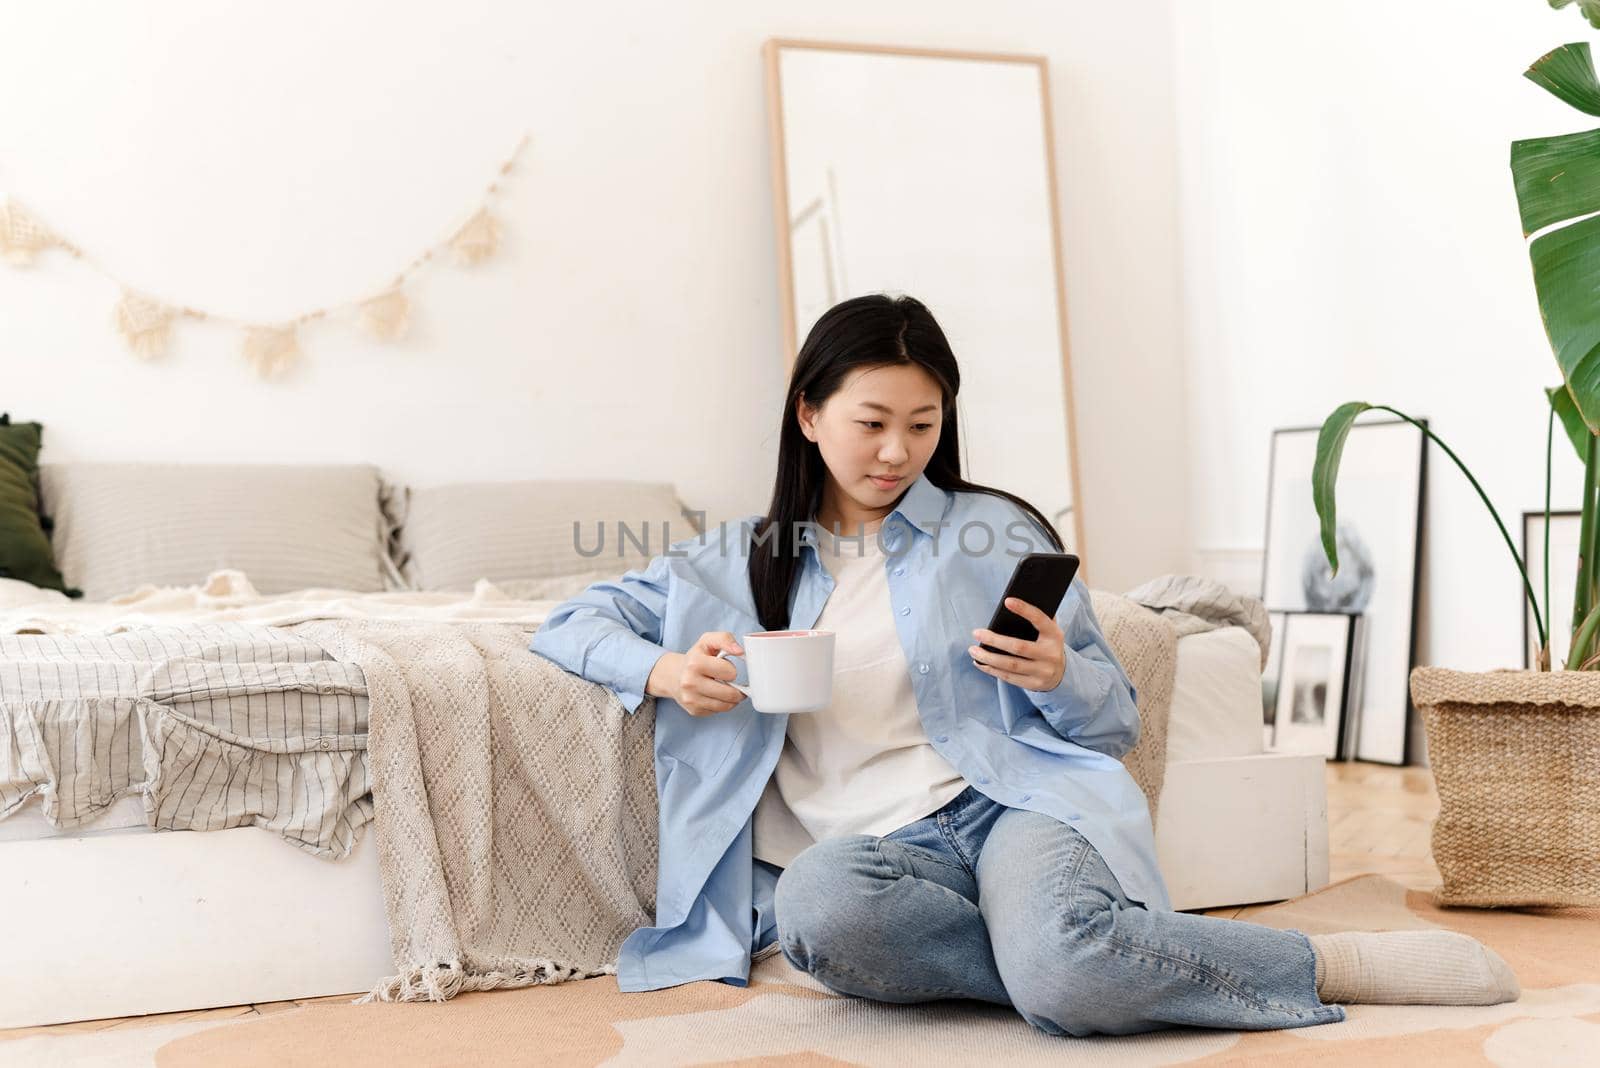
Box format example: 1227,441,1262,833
0,412,78,595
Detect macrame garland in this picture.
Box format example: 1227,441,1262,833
0,199,56,266
360,288,411,341
0,133,527,379
242,325,302,379
113,290,177,360
449,208,501,266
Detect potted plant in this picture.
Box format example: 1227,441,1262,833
1311,17,1600,908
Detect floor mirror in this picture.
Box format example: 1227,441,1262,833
763,38,1087,560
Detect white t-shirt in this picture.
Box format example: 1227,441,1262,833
751,524,968,868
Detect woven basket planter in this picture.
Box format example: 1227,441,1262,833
1410,667,1600,907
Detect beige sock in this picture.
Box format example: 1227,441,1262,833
1309,931,1521,1006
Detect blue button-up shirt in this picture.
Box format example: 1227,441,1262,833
529,473,1170,992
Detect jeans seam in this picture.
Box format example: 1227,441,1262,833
1058,833,1093,923
936,810,977,873
1101,932,1313,1015
1057,834,1323,1020
875,835,970,879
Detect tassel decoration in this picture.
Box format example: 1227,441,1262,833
0,199,56,266
113,290,177,360
360,288,411,341
242,325,302,379
449,208,501,266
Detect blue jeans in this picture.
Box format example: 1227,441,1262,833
763,784,1347,1037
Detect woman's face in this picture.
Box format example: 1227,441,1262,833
797,363,945,528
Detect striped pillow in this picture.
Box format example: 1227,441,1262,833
40,463,391,600
398,480,699,591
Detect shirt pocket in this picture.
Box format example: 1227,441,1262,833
945,592,1000,689
948,592,1000,654
946,591,1053,738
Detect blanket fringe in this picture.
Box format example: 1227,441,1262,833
357,957,620,1004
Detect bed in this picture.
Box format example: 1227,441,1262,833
0,462,1324,1027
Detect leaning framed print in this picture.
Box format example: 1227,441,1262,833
1262,610,1288,750
1522,510,1582,670
1341,613,1370,761
1269,611,1357,759
1261,418,1426,765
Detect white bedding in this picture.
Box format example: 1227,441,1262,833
0,569,563,636
3,573,1269,798
1165,626,1265,762
0,570,573,845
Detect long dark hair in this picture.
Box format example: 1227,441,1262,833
749,294,1063,631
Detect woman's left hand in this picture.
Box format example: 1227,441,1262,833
968,597,1066,692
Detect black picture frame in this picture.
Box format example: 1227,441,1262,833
1267,610,1359,760
1260,417,1426,766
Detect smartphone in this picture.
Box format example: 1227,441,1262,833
977,553,1080,655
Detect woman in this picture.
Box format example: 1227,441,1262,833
530,294,1519,1037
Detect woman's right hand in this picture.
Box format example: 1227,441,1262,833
651,632,749,716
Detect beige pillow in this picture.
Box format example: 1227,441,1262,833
40,463,391,600
398,479,698,591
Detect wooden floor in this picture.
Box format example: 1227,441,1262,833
1321,761,1441,890
0,761,1441,1042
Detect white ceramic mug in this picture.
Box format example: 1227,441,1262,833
719,629,835,714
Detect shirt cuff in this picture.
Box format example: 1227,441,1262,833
1028,646,1115,722
597,628,672,714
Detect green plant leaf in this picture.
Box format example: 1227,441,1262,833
1511,128,1600,235
1549,382,1591,461
1528,212,1600,433
1513,48,1600,433
1526,42,1600,115
1550,0,1600,33
1312,402,1373,575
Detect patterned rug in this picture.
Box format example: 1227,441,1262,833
7,874,1598,1067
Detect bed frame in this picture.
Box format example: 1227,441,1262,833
2,826,390,1028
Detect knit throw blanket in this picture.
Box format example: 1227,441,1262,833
1089,591,1177,826
290,619,658,1002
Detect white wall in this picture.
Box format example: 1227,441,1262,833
0,0,1189,596
1173,0,1589,673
